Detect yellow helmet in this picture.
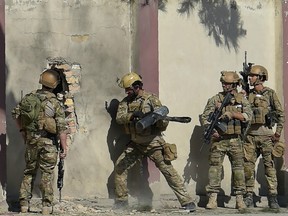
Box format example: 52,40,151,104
39,69,59,89
118,72,142,88
220,71,240,84
249,65,268,81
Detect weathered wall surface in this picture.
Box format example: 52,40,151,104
158,0,284,197
4,0,287,205
5,0,132,200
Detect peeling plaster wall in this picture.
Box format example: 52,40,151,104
6,0,132,199
159,0,284,197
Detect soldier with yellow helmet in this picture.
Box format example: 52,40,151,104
201,71,253,210
243,65,285,209
114,72,196,212
12,69,67,214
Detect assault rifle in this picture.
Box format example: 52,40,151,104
265,111,278,129
136,106,191,131
57,151,64,202
203,92,233,144
239,51,253,94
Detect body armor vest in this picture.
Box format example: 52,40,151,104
219,93,244,135
248,89,271,125
123,92,153,135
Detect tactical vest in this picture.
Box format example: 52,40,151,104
219,93,244,135
123,92,156,135
248,88,271,125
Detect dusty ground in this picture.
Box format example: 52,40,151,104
0,195,288,216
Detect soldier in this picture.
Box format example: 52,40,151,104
201,71,253,209
243,65,285,209
114,72,196,212
12,69,67,215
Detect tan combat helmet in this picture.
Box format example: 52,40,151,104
118,72,142,88
39,69,59,89
220,71,240,92
249,65,268,82
220,71,240,84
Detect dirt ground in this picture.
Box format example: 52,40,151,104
1,195,288,216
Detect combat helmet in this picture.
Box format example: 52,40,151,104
220,71,241,84
39,69,59,89
220,71,240,92
118,72,142,88
249,65,268,82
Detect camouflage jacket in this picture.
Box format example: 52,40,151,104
12,89,66,138
201,91,253,135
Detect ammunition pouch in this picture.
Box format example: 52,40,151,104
43,117,57,134
163,143,177,161
272,141,285,158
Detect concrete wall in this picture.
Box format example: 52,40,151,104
5,0,132,200
158,0,284,197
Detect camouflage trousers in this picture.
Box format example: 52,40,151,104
114,141,192,206
19,138,58,207
243,135,277,195
206,137,245,195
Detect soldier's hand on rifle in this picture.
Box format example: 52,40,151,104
220,111,234,121
211,129,220,139
131,111,144,120
60,149,67,159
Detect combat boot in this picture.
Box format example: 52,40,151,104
20,200,29,213
20,206,29,213
42,206,52,215
206,193,217,209
235,195,246,209
182,202,196,212
244,193,253,208
268,195,280,209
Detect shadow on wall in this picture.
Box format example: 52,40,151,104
6,91,26,204
105,99,153,206
0,22,5,199
122,0,247,51
177,0,246,52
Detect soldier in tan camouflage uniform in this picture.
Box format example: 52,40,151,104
114,72,196,212
243,65,285,209
12,69,67,215
201,71,253,209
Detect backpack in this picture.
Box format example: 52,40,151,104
19,91,55,133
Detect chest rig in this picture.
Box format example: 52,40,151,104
124,92,153,135
248,88,271,125
219,92,244,135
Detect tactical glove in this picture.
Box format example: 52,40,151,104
220,111,234,121
131,111,144,120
